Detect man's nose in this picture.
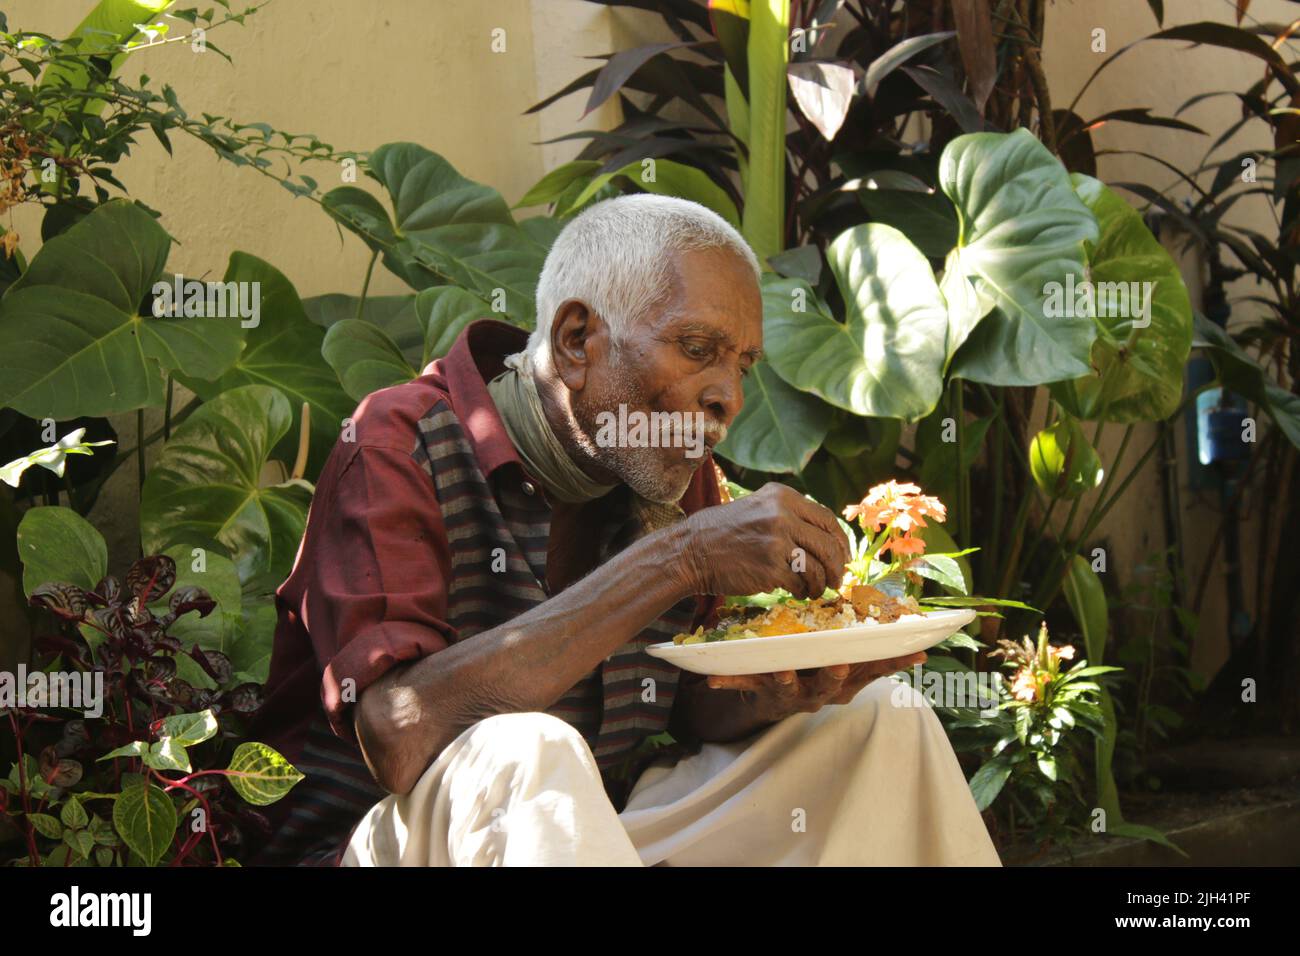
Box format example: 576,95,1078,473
701,368,744,424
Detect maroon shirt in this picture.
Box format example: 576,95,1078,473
247,319,722,864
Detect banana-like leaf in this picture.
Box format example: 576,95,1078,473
177,253,352,479
514,161,602,209
741,0,790,264
714,360,832,473
1062,554,1122,822
322,143,546,325
764,224,948,421
1050,175,1193,421
140,385,314,592
940,129,1100,385
0,200,243,418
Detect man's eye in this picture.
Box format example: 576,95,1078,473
681,341,710,359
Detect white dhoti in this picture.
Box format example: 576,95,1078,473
340,677,1002,866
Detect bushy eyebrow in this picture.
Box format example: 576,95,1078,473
672,321,764,362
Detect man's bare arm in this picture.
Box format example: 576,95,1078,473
354,521,695,795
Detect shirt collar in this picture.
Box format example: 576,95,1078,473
429,318,529,479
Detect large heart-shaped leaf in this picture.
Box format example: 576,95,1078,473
764,225,948,421
323,143,546,324
156,543,242,654
140,385,313,591
1050,175,1193,421
0,200,244,418
940,129,1100,385
417,286,493,362
322,320,418,402
177,254,353,478
303,293,424,366
16,506,106,598
714,360,833,473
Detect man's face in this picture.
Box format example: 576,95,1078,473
570,246,764,503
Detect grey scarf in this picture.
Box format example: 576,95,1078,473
487,350,686,533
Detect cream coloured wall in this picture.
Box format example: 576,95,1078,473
2,0,1288,688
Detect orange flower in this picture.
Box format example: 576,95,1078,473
1011,668,1039,702
843,480,948,537
880,532,927,557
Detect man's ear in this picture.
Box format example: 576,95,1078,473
549,298,605,392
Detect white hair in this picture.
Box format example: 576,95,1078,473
526,193,761,369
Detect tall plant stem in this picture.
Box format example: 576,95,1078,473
954,380,971,546
136,409,146,491
356,249,378,320
1031,426,1155,615
988,389,1006,593
164,375,174,442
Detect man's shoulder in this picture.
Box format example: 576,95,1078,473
344,368,457,452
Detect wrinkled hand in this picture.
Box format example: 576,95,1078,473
706,652,928,721
675,482,851,600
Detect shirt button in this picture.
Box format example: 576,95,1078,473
521,481,536,496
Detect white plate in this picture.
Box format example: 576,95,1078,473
645,608,977,676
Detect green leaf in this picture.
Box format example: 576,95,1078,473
1036,754,1058,781
156,543,241,654
16,506,107,598
158,709,218,747
714,360,833,473
143,738,191,773
60,796,88,829
1050,175,1193,421
859,188,958,258
908,554,967,594
98,741,148,762
0,200,242,417
140,385,314,592
1029,418,1104,500
323,144,545,324
176,253,353,478
514,160,601,209
1193,313,1300,449
303,293,424,367
226,742,304,806
416,286,493,364
915,522,972,594
742,0,790,264
940,129,1100,385
112,781,177,867
322,320,418,402
228,598,275,684
968,756,1013,811
64,827,95,859
571,159,741,229
28,812,63,840
1108,821,1187,856
764,225,948,421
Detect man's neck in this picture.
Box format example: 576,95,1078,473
534,367,621,486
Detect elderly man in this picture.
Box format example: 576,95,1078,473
248,195,1000,867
